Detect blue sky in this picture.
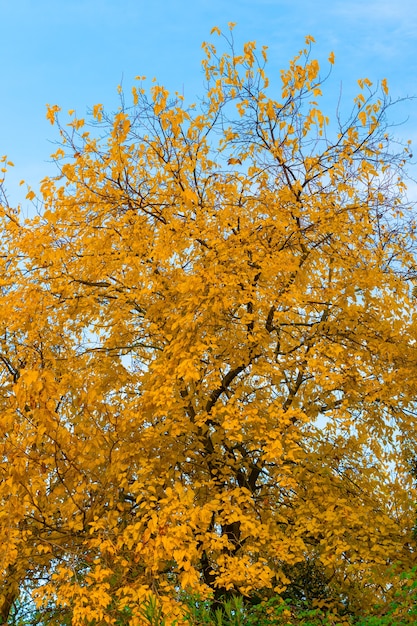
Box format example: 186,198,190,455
1,0,417,207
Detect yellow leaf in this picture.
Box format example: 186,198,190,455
46,104,61,125
358,110,367,125
92,103,103,121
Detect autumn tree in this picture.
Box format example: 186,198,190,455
0,26,417,624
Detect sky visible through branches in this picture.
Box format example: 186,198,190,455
0,0,416,207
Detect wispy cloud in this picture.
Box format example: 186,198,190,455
330,0,417,51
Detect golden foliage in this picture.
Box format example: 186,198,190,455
0,29,416,624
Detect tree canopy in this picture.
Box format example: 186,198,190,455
0,26,417,625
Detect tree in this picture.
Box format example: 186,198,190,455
0,25,416,624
